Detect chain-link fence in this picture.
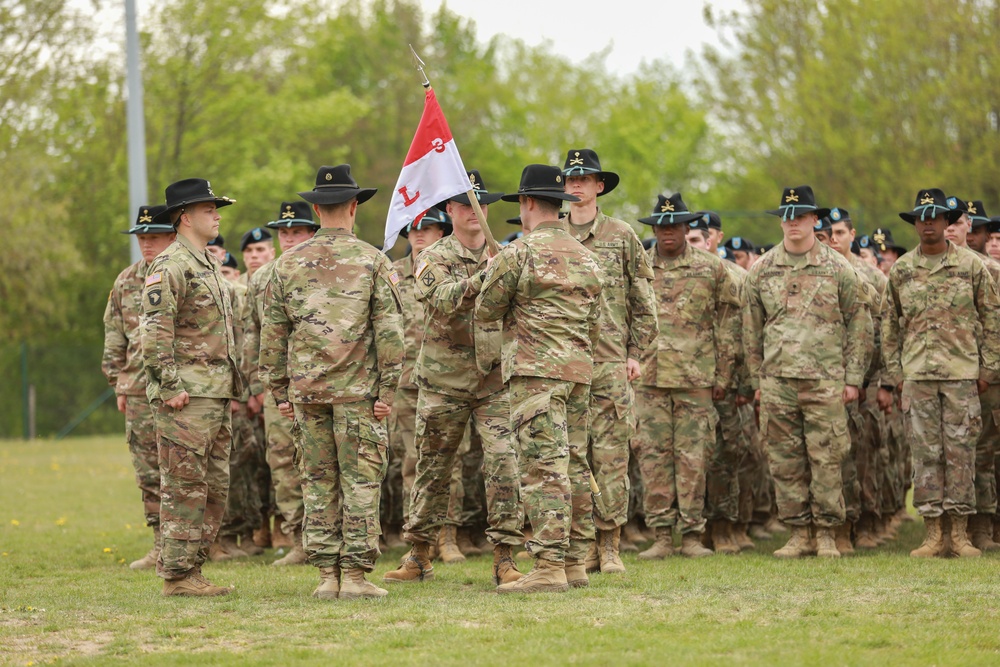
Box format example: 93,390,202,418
1,343,123,439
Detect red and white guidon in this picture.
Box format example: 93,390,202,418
384,87,470,250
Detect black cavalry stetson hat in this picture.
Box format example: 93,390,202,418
501,165,581,203
267,201,319,230
298,164,377,206
899,188,962,224
766,185,830,221
638,193,702,226
444,170,505,207
400,207,453,239
870,227,906,255
966,200,991,227
561,148,619,196
240,227,272,252
152,178,235,224
124,204,172,234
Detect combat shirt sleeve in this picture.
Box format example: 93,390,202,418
475,244,522,323
742,267,765,391
102,279,127,389
838,263,869,387
140,261,184,402
259,270,292,406
713,262,741,390
880,271,904,387
243,271,265,396
415,248,484,313
625,232,658,361
973,261,1000,383
372,254,404,406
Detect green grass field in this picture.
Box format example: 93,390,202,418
2,436,1000,666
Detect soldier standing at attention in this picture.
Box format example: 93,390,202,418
561,149,657,574
476,164,603,594
384,170,524,587
260,165,403,600
103,204,174,570
140,178,242,595
879,189,1000,558
744,185,871,559
244,202,320,566
240,227,274,284
632,194,740,560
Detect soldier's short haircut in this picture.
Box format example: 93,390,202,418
689,228,710,241
170,208,184,228
316,199,353,217
831,218,854,232
529,196,563,214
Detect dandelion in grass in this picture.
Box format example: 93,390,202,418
103,547,112,554
10,519,19,527
55,517,67,526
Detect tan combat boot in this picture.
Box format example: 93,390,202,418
680,532,713,558
312,566,341,600
456,528,482,556
910,516,944,558
968,515,1000,552
773,525,812,559
209,536,234,562
383,542,434,583
272,530,308,566
622,519,648,547
564,558,589,588
219,536,249,559
130,527,161,570
948,514,982,558
340,568,388,599
162,571,230,597
496,558,569,594
384,527,407,550
598,528,626,573
732,523,756,551
748,523,772,540
492,544,522,585
252,517,272,549
271,517,292,549
835,523,854,555
436,525,466,564
618,531,639,554
854,514,878,549
240,530,265,556
712,521,741,555
638,527,674,560
815,526,840,558
938,514,953,556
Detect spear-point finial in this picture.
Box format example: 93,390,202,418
409,44,430,89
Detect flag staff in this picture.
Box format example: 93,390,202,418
409,46,500,255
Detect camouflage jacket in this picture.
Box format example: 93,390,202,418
744,240,871,388
414,235,503,399
102,259,149,396
476,219,603,384
140,233,242,402
721,259,752,395
849,253,887,384
567,210,658,363
260,227,404,406
974,248,1000,284
393,254,424,389
883,242,1000,385
227,277,251,402
640,243,741,389
243,259,276,397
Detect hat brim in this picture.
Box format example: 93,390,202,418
500,191,581,203
123,224,176,235
399,222,453,239
970,215,991,227
446,191,505,206
638,211,702,226
266,219,320,230
152,197,234,224
899,208,962,224
506,216,522,225
562,168,620,196
765,206,830,220
298,187,377,206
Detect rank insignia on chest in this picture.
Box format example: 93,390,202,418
788,282,800,295
147,289,162,306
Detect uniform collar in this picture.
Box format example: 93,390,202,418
316,227,354,238
773,239,823,267
568,208,606,242
177,232,214,268
913,240,959,272
532,219,567,233
651,241,695,268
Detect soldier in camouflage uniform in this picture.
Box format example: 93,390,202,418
561,149,657,573
744,185,872,559
242,202,320,566
385,170,524,586
632,195,740,560
140,178,242,596
944,198,1000,551
387,208,449,547
260,165,402,600
475,164,602,594
880,189,1000,558
103,204,174,570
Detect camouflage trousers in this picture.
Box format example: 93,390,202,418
635,386,715,534
455,424,487,528
251,415,273,520
294,400,387,572
759,377,849,528
974,384,1000,514
509,377,592,563
382,387,418,526
404,388,522,547
707,390,744,523
154,397,232,580
264,401,303,534
124,395,160,528
856,390,884,517
882,391,908,514
842,402,863,523
902,380,980,518
220,402,262,538
587,362,634,530
736,402,771,524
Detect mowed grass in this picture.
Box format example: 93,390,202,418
2,437,1000,666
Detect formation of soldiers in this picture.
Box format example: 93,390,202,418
102,148,1000,599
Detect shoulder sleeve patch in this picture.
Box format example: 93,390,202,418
388,270,401,286
414,260,429,279
145,272,162,286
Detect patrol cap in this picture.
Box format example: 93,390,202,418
267,201,319,230
561,149,619,196
124,204,172,235
399,207,453,238
222,251,238,269
240,227,272,251
638,193,701,226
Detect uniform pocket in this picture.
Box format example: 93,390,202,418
511,390,553,430
357,417,389,482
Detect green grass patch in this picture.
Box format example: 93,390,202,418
2,436,1000,665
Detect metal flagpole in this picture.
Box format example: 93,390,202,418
125,0,148,264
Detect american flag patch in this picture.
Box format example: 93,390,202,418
388,271,400,286
145,272,162,286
